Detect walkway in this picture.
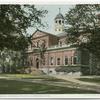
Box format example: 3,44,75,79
51,75,100,86
51,75,100,92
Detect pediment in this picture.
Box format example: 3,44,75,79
32,30,47,39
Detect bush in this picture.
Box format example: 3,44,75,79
81,66,100,75
55,65,80,73
81,66,90,75
55,65,100,75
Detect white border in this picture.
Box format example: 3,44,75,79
0,0,100,98
0,0,100,4
0,94,100,98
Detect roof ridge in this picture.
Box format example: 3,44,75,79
31,29,58,38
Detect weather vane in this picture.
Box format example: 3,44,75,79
59,8,61,13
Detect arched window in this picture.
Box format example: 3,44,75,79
57,58,60,65
50,57,53,65
55,20,57,23
59,20,61,24
65,57,68,65
59,41,62,46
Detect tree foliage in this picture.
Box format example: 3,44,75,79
0,5,47,50
0,49,23,73
65,4,100,59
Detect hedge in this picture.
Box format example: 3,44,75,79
55,65,80,73
55,65,97,75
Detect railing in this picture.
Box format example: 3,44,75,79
27,47,39,53
48,43,76,50
26,43,77,52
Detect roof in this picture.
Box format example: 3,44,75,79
31,29,58,38
55,13,64,20
31,29,68,39
97,13,100,19
56,32,67,37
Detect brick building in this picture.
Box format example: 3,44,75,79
27,11,90,75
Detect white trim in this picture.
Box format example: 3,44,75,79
47,47,77,53
0,94,100,98
1,0,100,4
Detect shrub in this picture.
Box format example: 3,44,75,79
55,65,80,73
55,65,100,75
81,66,90,75
81,65,100,75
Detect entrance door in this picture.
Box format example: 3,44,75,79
36,58,39,69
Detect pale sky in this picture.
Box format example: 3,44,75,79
26,5,74,36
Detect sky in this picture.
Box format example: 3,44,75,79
27,5,74,35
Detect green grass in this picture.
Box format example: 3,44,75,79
0,74,48,79
78,78,100,84
0,79,98,94
0,74,66,82
0,74,39,78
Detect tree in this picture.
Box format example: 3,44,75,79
0,5,47,50
65,4,100,60
34,40,47,65
0,5,47,73
0,48,25,73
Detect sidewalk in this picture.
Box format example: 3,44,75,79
51,75,100,86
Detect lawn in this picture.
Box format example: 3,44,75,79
78,78,100,84
0,74,66,82
0,79,98,94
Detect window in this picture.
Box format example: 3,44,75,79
57,58,60,65
27,61,30,66
59,41,62,46
73,56,77,64
30,58,33,66
31,60,33,66
50,57,53,65
41,40,45,44
62,21,64,23
43,58,45,65
41,40,46,48
55,20,57,23
65,57,68,65
37,41,39,47
70,56,73,65
59,20,61,24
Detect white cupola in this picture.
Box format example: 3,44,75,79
54,8,64,34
